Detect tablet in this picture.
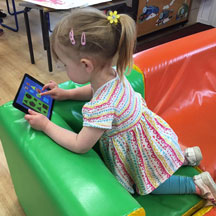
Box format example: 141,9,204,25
13,74,54,120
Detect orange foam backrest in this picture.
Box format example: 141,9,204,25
134,28,216,179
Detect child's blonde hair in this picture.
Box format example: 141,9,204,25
51,7,136,81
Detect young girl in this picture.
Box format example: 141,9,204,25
25,7,216,204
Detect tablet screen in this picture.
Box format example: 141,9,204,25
13,74,54,119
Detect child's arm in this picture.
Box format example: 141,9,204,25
41,80,92,101
25,109,104,153
65,84,93,101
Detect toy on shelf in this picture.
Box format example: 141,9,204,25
136,0,192,37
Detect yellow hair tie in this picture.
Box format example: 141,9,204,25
107,11,120,24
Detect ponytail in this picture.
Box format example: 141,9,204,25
116,14,136,81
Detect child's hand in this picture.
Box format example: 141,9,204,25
41,80,66,100
25,109,49,131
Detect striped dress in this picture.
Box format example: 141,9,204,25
82,75,184,195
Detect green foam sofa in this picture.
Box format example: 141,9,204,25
0,66,203,216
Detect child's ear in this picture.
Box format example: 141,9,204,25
80,58,94,74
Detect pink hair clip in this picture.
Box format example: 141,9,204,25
69,29,76,45
69,29,86,46
81,32,86,46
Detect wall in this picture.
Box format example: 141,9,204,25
188,0,202,24
197,0,216,26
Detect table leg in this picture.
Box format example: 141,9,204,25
42,11,52,72
40,10,46,51
24,7,35,64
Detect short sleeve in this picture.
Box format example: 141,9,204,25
82,101,115,129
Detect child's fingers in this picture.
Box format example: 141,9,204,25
42,80,56,91
40,89,53,96
42,83,52,91
24,114,31,121
24,113,35,122
28,109,38,115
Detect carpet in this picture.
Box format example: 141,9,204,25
135,22,214,53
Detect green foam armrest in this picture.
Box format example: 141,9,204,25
0,102,142,216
